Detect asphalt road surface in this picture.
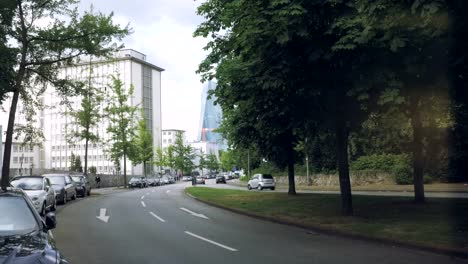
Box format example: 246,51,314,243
53,181,468,264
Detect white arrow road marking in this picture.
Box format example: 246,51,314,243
166,190,171,194
141,195,145,200
96,208,109,223
185,231,238,252
149,212,166,223
180,207,209,219
141,201,146,207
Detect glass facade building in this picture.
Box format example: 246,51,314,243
198,81,226,149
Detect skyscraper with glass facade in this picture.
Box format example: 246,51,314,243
198,81,226,150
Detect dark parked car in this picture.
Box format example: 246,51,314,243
129,177,146,188
10,176,56,216
0,187,68,263
43,174,77,205
216,176,226,184
71,174,91,197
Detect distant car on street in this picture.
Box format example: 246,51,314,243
182,175,192,182
43,173,77,204
247,174,276,191
71,174,91,197
216,175,226,184
129,177,146,188
10,176,56,216
0,187,67,263
161,176,170,185
195,176,206,185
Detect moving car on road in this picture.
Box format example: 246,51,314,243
71,174,91,197
247,174,276,191
10,176,56,216
43,174,77,204
0,188,67,263
195,176,206,184
216,175,226,184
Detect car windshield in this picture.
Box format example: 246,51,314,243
47,176,65,185
262,175,273,179
10,178,43,190
130,178,139,182
0,197,38,236
71,176,84,182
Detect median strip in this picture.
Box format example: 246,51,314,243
185,231,237,252
149,212,166,223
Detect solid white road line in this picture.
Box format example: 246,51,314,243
149,212,166,223
185,231,238,252
141,201,146,207
141,195,145,200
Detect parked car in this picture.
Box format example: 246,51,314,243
43,174,77,204
207,174,217,179
10,176,56,216
168,176,176,184
182,175,192,182
71,174,91,197
247,174,276,191
216,175,226,184
129,177,146,188
161,176,170,185
195,177,206,184
147,178,156,186
154,177,161,186
0,187,67,263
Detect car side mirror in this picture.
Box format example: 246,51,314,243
44,186,49,192
45,212,56,230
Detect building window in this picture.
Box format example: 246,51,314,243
163,139,167,143
168,139,172,143
29,157,34,163
13,145,18,152
13,157,18,164
168,132,171,135
163,132,166,135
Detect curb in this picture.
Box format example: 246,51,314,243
184,188,468,259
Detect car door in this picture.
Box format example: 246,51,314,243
251,175,259,188
64,176,74,197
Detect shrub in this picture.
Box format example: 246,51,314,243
351,153,410,172
393,164,413,185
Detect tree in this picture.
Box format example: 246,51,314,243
89,166,97,176
69,152,82,172
0,0,16,104
172,132,194,175
0,0,129,190
129,110,154,177
198,153,207,176
104,76,138,188
206,153,219,174
165,145,176,174
67,60,103,176
154,147,166,176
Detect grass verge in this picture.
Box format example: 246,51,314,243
186,187,468,254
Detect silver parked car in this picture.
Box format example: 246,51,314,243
10,176,57,216
44,174,77,204
247,174,276,191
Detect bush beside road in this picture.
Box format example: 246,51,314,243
186,187,468,255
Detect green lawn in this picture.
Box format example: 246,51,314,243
186,187,468,251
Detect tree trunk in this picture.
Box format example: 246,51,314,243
1,89,21,190
335,88,353,216
287,133,296,195
123,154,127,188
143,161,146,177
84,137,89,175
409,95,425,203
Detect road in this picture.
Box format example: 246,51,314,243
53,180,467,264
215,179,468,198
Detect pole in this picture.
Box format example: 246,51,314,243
247,149,250,178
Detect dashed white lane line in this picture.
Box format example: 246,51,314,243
149,212,166,223
141,195,145,200
141,201,146,207
166,190,171,194
185,231,238,252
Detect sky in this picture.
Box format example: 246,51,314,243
78,0,209,142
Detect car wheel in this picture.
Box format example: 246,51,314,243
257,185,262,191
247,184,252,190
87,189,91,196
40,203,46,216
271,187,275,191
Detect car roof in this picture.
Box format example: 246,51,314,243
11,175,45,180
42,173,69,177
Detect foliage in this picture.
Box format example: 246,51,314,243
172,132,195,175
104,76,138,186
394,164,413,185
88,166,97,175
129,110,153,176
164,145,176,172
70,153,82,172
1,0,129,188
351,154,410,172
153,147,166,175
205,153,219,173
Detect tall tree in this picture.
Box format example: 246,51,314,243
67,60,103,176
105,76,138,188
129,110,154,177
172,132,194,175
206,153,219,174
0,0,16,104
0,0,129,190
165,145,176,174
153,147,166,176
